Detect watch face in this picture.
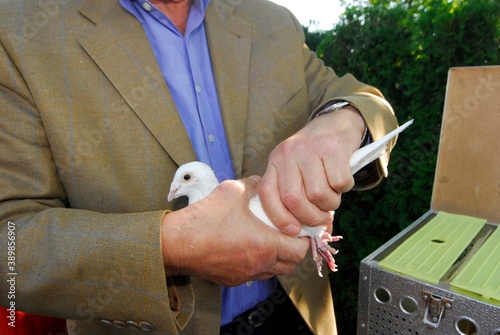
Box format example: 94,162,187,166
332,101,350,109
316,101,351,118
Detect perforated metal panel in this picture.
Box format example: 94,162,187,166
367,302,421,335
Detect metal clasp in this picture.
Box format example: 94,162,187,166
422,291,453,329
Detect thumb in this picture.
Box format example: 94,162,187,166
239,175,262,198
275,234,310,265
246,175,262,184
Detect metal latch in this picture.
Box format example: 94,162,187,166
422,291,453,329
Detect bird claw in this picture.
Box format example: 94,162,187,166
310,233,343,277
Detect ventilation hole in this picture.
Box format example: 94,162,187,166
432,239,446,243
456,318,477,335
374,287,391,303
400,296,418,314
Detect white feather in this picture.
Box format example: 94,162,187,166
350,119,414,174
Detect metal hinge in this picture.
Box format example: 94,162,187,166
422,291,453,329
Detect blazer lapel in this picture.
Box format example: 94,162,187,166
78,1,197,166
205,0,251,178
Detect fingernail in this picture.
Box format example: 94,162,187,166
283,223,298,235
247,175,261,183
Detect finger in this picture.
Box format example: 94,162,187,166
249,261,298,280
326,211,334,233
247,175,262,184
301,156,340,211
324,155,355,194
277,162,333,227
237,175,261,200
250,236,310,280
259,163,301,235
275,234,310,265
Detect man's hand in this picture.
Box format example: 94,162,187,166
161,176,310,286
258,107,366,235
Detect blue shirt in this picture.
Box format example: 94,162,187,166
120,0,277,325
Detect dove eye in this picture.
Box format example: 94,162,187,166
183,174,191,181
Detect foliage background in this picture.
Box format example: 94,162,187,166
303,0,500,333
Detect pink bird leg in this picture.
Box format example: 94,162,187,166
310,233,343,277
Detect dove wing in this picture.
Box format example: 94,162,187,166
249,195,278,230
249,195,326,237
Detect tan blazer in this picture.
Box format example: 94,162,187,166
0,0,398,334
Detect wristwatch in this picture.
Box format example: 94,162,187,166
314,101,352,118
315,100,370,147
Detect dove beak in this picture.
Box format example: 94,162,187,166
168,184,180,202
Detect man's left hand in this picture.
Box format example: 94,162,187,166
258,107,366,235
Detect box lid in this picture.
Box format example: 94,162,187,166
379,211,486,284
450,225,500,305
431,66,500,223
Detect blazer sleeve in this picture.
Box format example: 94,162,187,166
0,29,191,335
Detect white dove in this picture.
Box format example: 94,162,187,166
168,120,413,276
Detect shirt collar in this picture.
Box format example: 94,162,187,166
120,0,211,36
123,0,211,14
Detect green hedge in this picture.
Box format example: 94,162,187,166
304,1,500,333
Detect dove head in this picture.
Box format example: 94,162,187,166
168,161,220,205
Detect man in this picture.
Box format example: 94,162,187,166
0,0,398,334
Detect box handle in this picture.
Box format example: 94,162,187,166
422,291,453,329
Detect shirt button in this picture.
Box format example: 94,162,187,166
208,134,215,143
246,281,252,287
195,85,201,94
143,2,152,11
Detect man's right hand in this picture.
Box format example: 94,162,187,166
160,176,310,287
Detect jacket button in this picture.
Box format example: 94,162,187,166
112,320,127,328
100,319,113,326
126,321,142,330
140,321,155,332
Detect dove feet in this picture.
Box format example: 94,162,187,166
310,233,343,277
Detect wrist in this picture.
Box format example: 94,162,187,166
161,209,191,276
340,106,367,141
315,101,367,146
